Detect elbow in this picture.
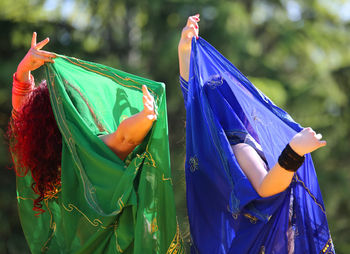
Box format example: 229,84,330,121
257,189,270,198
256,183,274,198
255,182,271,198
99,133,139,159
121,134,141,147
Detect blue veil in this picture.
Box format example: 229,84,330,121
181,37,334,254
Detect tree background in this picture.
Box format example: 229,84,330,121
0,0,349,253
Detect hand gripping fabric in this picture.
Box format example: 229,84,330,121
15,55,184,254
181,37,334,254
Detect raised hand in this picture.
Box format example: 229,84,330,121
178,14,200,81
178,14,200,53
16,32,56,83
142,85,157,121
289,127,327,156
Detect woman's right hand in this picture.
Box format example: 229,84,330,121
16,32,56,83
178,14,200,81
289,127,327,156
178,14,200,53
141,85,157,121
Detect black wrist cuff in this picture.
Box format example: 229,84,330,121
278,144,305,172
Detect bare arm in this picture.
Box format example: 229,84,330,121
99,85,157,160
13,32,56,112
233,128,327,197
233,143,294,197
178,14,200,81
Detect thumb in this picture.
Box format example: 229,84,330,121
318,140,327,147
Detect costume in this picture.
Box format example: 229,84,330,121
13,56,183,253
180,37,334,254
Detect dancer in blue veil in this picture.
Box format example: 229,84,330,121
178,15,334,254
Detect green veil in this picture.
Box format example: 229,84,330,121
16,56,184,253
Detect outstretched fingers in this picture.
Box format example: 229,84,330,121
35,37,50,50
31,32,37,48
29,32,56,62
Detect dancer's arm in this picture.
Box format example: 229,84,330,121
13,32,56,112
99,85,157,160
233,128,326,197
178,14,200,81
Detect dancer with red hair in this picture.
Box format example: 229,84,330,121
8,32,181,253
9,32,157,215
9,33,62,214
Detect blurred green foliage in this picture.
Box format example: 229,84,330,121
0,0,349,253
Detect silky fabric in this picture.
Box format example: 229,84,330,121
15,56,183,253
180,37,334,254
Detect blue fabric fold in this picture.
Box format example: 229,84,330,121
182,37,334,254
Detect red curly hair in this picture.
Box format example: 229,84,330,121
7,81,62,215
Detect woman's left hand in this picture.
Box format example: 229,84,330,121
289,127,327,156
16,32,56,83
